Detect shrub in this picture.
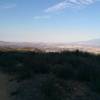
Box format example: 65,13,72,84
40,75,67,100
51,64,75,80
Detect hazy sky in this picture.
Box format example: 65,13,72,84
0,0,100,42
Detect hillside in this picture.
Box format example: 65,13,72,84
0,50,100,100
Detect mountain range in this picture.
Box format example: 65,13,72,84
75,38,100,47
0,38,100,53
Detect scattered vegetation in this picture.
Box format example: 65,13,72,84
0,50,100,100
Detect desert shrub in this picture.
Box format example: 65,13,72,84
40,75,67,100
15,70,33,82
76,61,100,81
93,80,100,93
0,50,100,95
51,64,75,80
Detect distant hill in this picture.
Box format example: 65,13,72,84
0,41,58,52
76,39,100,47
0,39,100,53
0,41,51,48
0,38,100,47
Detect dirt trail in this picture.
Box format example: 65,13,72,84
0,72,10,100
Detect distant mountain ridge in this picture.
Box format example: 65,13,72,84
0,38,100,53
76,39,100,47
0,38,100,47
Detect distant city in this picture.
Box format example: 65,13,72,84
0,38,100,54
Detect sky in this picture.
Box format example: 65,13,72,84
0,0,100,43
